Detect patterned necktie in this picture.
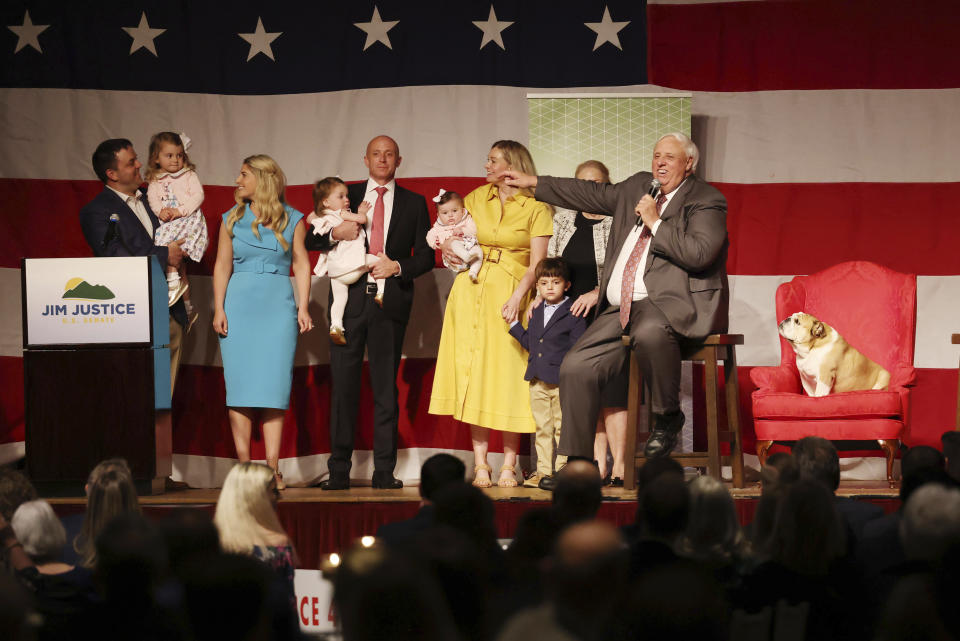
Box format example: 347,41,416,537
369,185,387,255
619,194,667,329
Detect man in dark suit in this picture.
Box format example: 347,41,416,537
376,453,466,547
508,257,587,488
78,138,187,392
305,135,433,490
504,133,728,461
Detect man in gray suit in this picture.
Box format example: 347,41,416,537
503,133,728,466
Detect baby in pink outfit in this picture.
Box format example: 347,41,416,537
426,189,483,282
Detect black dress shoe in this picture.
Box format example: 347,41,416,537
610,477,624,488
538,475,557,491
319,476,350,491
643,411,685,458
372,472,403,489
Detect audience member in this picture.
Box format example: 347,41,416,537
735,479,869,640
157,508,221,578
857,446,951,583
624,561,727,641
0,466,37,573
503,508,563,614
334,545,459,641
677,476,747,591
11,500,95,639
497,521,628,641
214,462,298,605
551,460,603,527
876,485,960,641
746,452,799,553
793,436,883,544
940,430,960,483
89,513,183,641
70,458,141,568
629,473,690,578
377,453,466,547
411,526,489,641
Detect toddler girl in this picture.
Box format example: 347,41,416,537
146,132,208,328
308,177,383,345
426,189,483,282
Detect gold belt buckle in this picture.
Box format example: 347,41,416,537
486,248,502,263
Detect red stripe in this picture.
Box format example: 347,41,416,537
648,0,960,91
0,177,485,272
4,178,960,275
4,355,956,457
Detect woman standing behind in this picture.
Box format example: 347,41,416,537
546,160,629,485
212,155,313,490
213,462,297,604
429,141,553,488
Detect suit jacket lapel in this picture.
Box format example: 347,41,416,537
542,299,572,334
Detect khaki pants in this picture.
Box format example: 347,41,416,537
169,317,183,394
530,379,567,476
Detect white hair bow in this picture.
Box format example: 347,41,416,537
179,133,192,151
432,188,447,203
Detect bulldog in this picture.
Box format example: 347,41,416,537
778,312,891,397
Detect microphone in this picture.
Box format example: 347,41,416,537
101,213,120,250
636,179,661,228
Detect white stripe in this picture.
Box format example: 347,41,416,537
5,267,960,368
4,87,960,184
172,448,521,489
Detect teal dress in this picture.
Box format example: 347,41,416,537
219,204,304,409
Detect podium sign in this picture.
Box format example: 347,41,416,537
23,257,153,346
22,256,171,495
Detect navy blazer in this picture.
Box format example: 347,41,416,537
78,186,186,325
509,298,586,386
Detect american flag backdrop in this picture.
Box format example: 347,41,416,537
1,1,959,487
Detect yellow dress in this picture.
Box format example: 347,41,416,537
429,184,554,433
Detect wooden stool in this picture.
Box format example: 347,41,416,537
622,334,746,489
954,334,960,429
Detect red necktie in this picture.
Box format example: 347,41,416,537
619,194,667,329
369,185,387,255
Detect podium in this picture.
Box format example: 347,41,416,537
21,257,172,496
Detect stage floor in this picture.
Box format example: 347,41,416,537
43,478,901,505
46,480,899,569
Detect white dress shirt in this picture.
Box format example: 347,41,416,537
107,185,154,239
542,297,568,328
605,181,685,307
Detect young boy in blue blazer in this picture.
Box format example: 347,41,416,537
509,257,587,489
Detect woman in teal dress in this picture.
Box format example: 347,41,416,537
212,155,313,489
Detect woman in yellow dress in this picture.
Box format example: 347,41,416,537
429,141,553,488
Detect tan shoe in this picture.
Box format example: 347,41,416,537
497,464,518,488
273,469,286,491
472,463,492,488
374,293,384,308
329,326,346,345
523,472,545,488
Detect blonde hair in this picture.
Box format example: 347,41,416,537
144,132,197,182
75,458,141,567
574,160,611,183
491,140,538,198
226,154,290,252
214,462,286,555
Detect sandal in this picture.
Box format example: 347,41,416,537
274,469,286,491
497,464,518,488
472,463,492,488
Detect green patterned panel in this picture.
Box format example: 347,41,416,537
528,95,691,182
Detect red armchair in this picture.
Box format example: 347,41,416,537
750,261,917,481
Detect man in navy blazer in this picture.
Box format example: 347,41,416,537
509,258,587,489
78,138,187,391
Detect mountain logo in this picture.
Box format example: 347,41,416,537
62,277,115,300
